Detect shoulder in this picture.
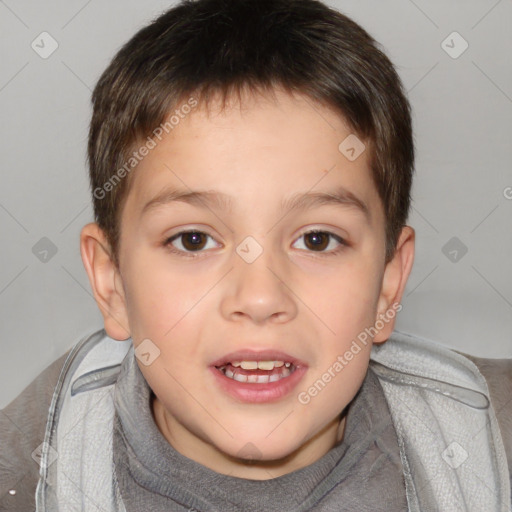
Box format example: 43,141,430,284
0,347,71,511
458,352,512,476
0,329,126,510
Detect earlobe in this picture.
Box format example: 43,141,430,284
373,226,415,343
80,223,131,340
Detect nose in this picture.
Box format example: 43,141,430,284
220,242,298,325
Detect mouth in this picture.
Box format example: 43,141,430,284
209,350,307,403
215,360,297,384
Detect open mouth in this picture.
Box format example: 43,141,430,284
210,353,307,402
215,360,297,384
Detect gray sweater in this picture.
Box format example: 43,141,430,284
1,342,511,511
112,348,407,511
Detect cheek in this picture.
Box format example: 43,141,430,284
120,249,205,339
311,262,381,330
297,346,371,438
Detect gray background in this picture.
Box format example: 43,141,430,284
1,0,511,409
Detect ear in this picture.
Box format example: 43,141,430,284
80,223,131,340
373,226,415,343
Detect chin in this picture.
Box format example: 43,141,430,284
220,436,301,465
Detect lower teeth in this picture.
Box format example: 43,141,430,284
221,366,292,384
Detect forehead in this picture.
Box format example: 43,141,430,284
122,88,384,226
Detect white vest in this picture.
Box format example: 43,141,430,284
35,330,511,511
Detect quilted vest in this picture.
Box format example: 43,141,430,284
35,330,511,511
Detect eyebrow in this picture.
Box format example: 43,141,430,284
141,185,370,222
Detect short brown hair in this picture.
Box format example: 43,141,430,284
88,0,414,266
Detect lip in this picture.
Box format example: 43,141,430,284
210,349,307,368
209,349,308,403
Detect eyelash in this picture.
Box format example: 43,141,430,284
163,229,347,258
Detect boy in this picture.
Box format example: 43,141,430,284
1,0,511,510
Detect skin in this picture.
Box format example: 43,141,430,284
80,87,415,480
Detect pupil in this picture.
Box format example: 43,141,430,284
306,232,328,251
183,232,205,251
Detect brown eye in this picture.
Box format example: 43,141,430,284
304,231,330,251
180,232,207,251
293,230,346,255
165,230,218,255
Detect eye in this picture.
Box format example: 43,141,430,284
163,229,347,258
164,230,219,256
292,230,346,256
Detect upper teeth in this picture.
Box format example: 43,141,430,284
231,360,290,370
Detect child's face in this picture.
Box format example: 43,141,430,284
82,88,414,479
